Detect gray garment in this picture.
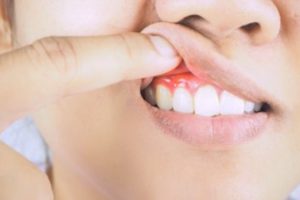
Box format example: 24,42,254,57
0,117,299,199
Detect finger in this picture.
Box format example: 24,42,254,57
63,33,181,93
0,33,180,129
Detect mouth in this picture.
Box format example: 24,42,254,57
142,62,270,114
139,22,277,149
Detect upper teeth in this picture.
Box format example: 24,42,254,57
144,84,263,116
156,85,173,110
194,85,220,116
220,91,245,115
173,87,194,113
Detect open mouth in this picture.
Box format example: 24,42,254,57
140,62,270,149
139,22,276,149
142,62,270,116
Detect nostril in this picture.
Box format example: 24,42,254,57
240,22,260,33
180,15,207,24
179,15,207,30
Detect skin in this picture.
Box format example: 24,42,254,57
1,0,300,199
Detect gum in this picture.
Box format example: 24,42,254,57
150,73,223,95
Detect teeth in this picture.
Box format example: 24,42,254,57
156,85,173,110
148,84,264,116
220,91,245,115
244,101,255,113
194,85,220,117
143,87,156,106
173,87,194,113
254,103,263,112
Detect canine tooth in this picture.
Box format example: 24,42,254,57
254,103,263,112
143,87,156,106
194,85,220,117
156,85,172,110
173,87,194,113
244,101,255,113
220,91,245,115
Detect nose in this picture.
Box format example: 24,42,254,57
155,0,281,44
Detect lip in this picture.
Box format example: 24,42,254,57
143,102,269,149
140,22,277,149
143,22,277,105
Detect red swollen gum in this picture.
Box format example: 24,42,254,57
150,73,223,96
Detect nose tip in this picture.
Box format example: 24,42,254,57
156,0,281,45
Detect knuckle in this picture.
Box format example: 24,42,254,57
29,37,78,76
116,32,149,79
118,33,136,61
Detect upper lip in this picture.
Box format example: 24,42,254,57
142,22,279,110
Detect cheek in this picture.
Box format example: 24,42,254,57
277,1,300,46
14,0,146,45
276,1,300,89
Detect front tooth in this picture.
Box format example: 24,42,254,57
172,87,194,113
156,85,172,110
220,91,245,115
244,101,255,113
194,85,220,117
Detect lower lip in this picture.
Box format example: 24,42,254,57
143,101,269,149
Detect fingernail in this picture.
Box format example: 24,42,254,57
149,35,178,58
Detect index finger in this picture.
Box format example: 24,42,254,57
0,33,180,129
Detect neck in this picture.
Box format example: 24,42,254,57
50,157,110,200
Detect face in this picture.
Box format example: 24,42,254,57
12,0,300,199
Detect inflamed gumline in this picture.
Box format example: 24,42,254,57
149,61,222,94
142,63,263,116
151,72,223,96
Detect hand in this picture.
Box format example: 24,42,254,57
0,32,180,199
0,33,180,130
